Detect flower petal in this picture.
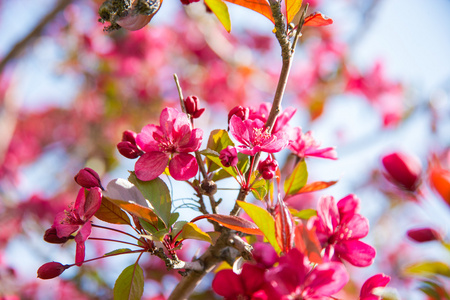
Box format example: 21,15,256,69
317,195,339,235
230,115,251,146
304,262,349,296
135,152,169,181
169,153,198,181
360,273,391,300
136,124,161,152
53,212,79,238
83,187,103,220
335,240,376,267
241,264,266,295
344,214,369,239
212,269,245,298
74,222,92,266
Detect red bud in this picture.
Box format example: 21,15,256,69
37,262,69,280
407,227,442,243
44,226,71,244
74,168,103,189
381,152,422,192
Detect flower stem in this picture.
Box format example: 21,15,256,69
91,223,141,241
88,237,146,248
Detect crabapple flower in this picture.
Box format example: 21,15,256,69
249,103,296,134
310,194,376,267
229,115,289,156
219,146,238,167
228,105,250,123
360,273,391,300
381,151,422,192
258,156,278,180
212,263,274,300
265,248,349,299
289,127,337,160
53,187,102,266
135,107,203,181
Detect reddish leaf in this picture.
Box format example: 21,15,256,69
108,199,159,227
275,198,295,253
429,165,450,206
223,0,274,23
294,223,322,264
297,180,337,194
304,12,333,27
286,0,302,25
95,197,131,225
191,214,263,236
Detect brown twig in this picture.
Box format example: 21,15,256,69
0,0,72,74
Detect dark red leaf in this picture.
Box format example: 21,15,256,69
275,198,295,253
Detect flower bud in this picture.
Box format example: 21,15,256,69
228,106,249,124
117,130,143,159
219,146,238,167
74,168,103,190
381,152,422,192
37,262,69,280
184,96,205,119
407,227,442,243
258,156,278,180
200,180,217,196
44,226,71,244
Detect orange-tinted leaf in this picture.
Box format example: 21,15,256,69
95,197,131,225
191,214,263,236
304,12,333,27
223,0,274,23
275,198,295,253
429,166,450,206
286,0,302,25
108,199,159,226
297,180,337,194
294,223,322,264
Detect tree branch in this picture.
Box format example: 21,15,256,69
0,0,72,74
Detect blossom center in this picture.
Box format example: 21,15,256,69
252,127,272,146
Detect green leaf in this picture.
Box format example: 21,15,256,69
206,130,235,172
113,263,144,300
169,212,179,227
140,228,170,242
405,261,450,278
237,200,281,253
129,172,172,227
251,178,267,200
284,160,308,195
205,0,231,32
104,248,132,256
181,223,213,244
172,221,188,240
290,208,317,220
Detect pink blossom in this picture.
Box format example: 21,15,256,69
360,274,391,300
117,130,143,159
265,248,349,299
249,103,296,134
310,195,376,267
289,127,337,160
53,187,102,266
212,263,275,299
219,146,238,167
229,115,289,156
135,107,203,181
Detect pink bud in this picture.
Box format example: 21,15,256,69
180,0,200,5
228,106,249,124
219,146,238,167
74,168,103,190
258,156,278,180
184,96,205,119
44,226,71,244
117,130,143,159
37,262,69,280
381,152,422,192
407,227,442,243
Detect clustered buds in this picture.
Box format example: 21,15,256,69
228,106,249,124
117,130,144,159
184,96,205,119
219,146,238,167
381,151,422,192
37,262,70,280
258,156,278,180
74,167,103,190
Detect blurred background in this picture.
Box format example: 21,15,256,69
0,0,450,299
